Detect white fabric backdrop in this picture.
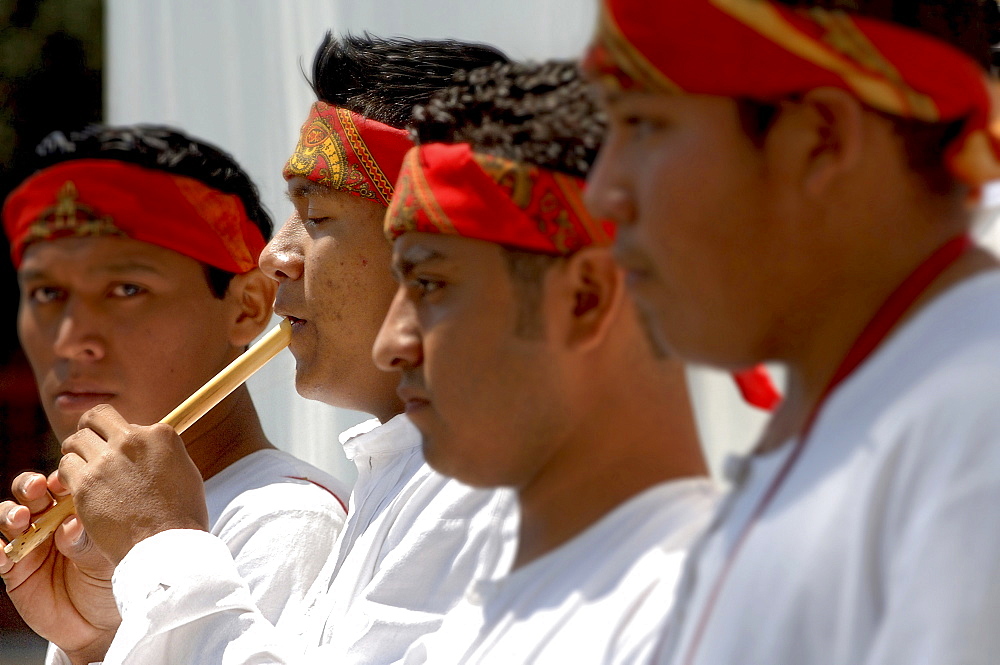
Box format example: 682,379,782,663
106,0,1000,484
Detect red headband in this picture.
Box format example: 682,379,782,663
283,102,412,207
3,159,266,272
386,142,780,409
385,143,614,255
584,0,1000,187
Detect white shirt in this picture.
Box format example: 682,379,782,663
404,478,717,665
314,415,518,662
48,448,350,664
657,271,1000,665
94,414,517,664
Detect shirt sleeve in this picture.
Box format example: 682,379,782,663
212,480,346,635
102,530,306,664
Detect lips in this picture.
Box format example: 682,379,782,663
612,245,653,286
53,390,117,412
274,301,307,329
396,383,431,415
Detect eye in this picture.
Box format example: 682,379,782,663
109,283,147,298
306,216,334,226
621,114,666,137
27,286,65,305
409,277,446,298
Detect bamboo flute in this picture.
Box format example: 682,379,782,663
3,318,293,563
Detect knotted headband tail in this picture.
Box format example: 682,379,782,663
734,365,782,410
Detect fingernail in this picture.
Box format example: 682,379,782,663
64,516,84,545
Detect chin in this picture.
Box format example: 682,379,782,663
422,441,503,489
293,372,328,402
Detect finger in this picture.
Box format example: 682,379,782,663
11,472,56,513
76,403,131,440
54,516,114,579
0,546,14,578
47,469,69,497
0,500,32,540
61,426,109,461
57,452,88,494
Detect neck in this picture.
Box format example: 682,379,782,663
512,358,706,570
759,239,998,452
181,384,273,480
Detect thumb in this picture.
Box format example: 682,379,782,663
54,516,115,580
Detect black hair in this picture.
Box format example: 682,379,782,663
412,59,606,179
309,32,509,129
771,0,1000,69
32,125,272,297
739,1,1000,195
411,60,605,337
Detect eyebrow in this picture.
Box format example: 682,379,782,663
391,246,449,281
285,181,330,201
19,261,168,283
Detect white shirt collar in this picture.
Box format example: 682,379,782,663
340,413,420,460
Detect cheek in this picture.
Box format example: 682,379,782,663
17,311,52,378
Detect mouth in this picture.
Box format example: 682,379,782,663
54,391,117,412
396,385,431,415
612,246,652,287
274,306,307,329
623,267,651,289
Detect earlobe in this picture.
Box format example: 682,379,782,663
227,268,277,347
564,247,625,351
795,88,864,196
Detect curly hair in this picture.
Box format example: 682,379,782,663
411,59,605,179
410,60,607,337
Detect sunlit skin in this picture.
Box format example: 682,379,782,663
374,233,568,487
260,178,402,422
0,173,405,665
584,82,998,446
2,234,275,664
373,232,705,567
16,236,275,470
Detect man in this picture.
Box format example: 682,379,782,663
0,125,351,664
2,35,514,664
371,59,722,664
583,1,1000,663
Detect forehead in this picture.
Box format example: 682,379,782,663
392,232,506,268
285,176,386,221
18,235,201,279
596,83,699,114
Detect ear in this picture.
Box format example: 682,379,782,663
560,247,626,352
225,268,277,348
769,87,864,197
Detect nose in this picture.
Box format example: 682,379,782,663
372,288,423,372
52,298,106,362
585,139,637,228
259,212,305,281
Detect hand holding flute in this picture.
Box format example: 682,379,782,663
0,320,291,660
2,318,292,565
